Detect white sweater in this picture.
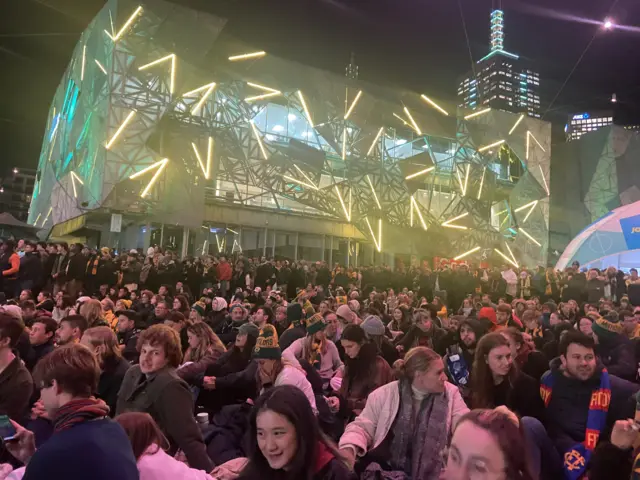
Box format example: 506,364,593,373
274,365,318,413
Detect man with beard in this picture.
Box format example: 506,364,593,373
443,318,485,399
55,315,88,346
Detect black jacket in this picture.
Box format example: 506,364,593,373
117,328,140,364
28,341,55,371
19,252,43,284
97,356,130,416
66,253,88,281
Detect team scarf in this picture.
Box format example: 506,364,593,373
540,369,611,480
52,397,110,433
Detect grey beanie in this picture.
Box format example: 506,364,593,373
237,322,260,339
361,315,386,337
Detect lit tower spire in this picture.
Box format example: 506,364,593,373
345,52,359,80
490,1,505,52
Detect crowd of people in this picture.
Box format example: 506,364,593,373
1,238,640,479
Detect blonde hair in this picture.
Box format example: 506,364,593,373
79,299,105,327
184,322,226,363
394,347,441,381
82,326,122,369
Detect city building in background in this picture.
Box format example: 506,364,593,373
28,0,552,268
565,111,614,141
458,7,541,118
0,168,37,222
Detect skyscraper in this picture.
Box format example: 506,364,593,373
458,5,541,118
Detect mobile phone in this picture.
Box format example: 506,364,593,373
0,415,17,441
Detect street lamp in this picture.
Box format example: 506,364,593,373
604,18,614,30
12,168,18,174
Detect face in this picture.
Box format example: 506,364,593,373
486,345,512,378
393,309,403,321
623,315,637,334
549,313,561,326
117,315,134,333
275,309,286,324
522,333,535,350
159,286,167,296
443,420,507,480
256,409,298,471
55,322,77,345
19,290,30,302
189,310,200,322
252,309,267,326
561,343,596,381
319,302,329,315
412,358,447,393
578,318,593,336
173,298,181,310
416,316,432,332
29,323,52,346
341,339,362,359
235,333,248,349
187,330,200,349
139,342,169,374
155,303,168,318
115,300,126,311
130,292,138,301
459,325,477,348
324,314,339,337
482,295,491,305
231,308,245,322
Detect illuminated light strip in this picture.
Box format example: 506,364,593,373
405,166,434,180
477,167,486,200
539,165,550,196
519,228,541,247
183,82,216,115
442,212,469,230
456,168,465,195
393,113,410,127
294,165,318,189
244,92,280,102
139,54,176,94
108,6,143,41
367,127,384,155
215,234,225,252
334,185,351,222
365,218,382,252
508,114,524,135
403,107,422,135
342,128,347,160
463,164,470,196
410,196,428,230
105,110,136,150
70,172,84,198
191,142,206,174
494,248,518,268
454,246,481,261
366,175,381,210
505,243,518,266
205,137,213,180
133,159,169,198
247,82,279,93
42,207,53,226
81,45,86,81
527,131,546,151
514,200,538,223
420,94,449,116
33,214,41,226
201,240,208,256
526,130,530,160
410,198,414,227
494,208,509,216
249,121,268,160
344,90,362,119
464,108,491,120
228,51,266,61
297,90,314,128
478,139,505,152
283,175,319,190
95,59,108,75
129,158,168,179
227,228,239,235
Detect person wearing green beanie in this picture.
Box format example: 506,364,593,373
279,304,307,350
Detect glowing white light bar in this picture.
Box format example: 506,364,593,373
192,142,205,174
477,167,486,200
283,175,319,191
105,110,136,150
366,175,381,210
514,200,538,223
365,217,382,252
344,90,362,119
81,45,86,81
519,228,541,246
442,212,469,229
42,207,53,226
478,139,505,152
33,214,41,226
95,60,108,75
420,94,449,116
297,90,314,128
228,51,266,61
227,228,239,235
494,248,518,268
129,158,168,179
505,243,518,266
410,196,428,230
393,113,410,127
464,108,491,120
183,82,216,115
403,107,422,135
527,131,546,151
139,54,176,94
342,128,347,160
508,114,524,135
70,172,84,198
110,6,142,41
367,127,384,156
454,246,481,261
247,82,279,93
539,165,550,196
463,164,470,196
245,92,280,102
335,185,351,222
294,165,318,189
249,121,268,160
132,159,169,198
405,166,434,180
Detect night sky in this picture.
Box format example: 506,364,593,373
1,0,639,172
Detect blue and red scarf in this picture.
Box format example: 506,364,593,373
540,369,611,480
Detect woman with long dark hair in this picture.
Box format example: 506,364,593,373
178,322,226,384
172,294,190,318
237,385,354,480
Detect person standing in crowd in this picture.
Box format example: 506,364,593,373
339,347,468,477
18,241,42,298
55,314,88,346
5,344,139,479
50,242,69,294
28,316,57,370
0,240,20,300
116,310,141,363
64,243,87,297
217,255,232,299
0,312,33,421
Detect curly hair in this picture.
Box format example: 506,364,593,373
136,324,183,368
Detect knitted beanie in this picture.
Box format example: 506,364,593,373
253,324,281,359
592,313,623,342
238,322,260,339
287,303,304,327
306,313,326,335
361,315,386,337
191,299,206,317
336,304,355,323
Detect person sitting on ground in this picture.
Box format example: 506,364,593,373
28,316,57,370
100,297,118,331
216,304,248,346
501,327,549,382
338,347,469,478
52,295,74,323
278,303,306,351
116,310,141,363
55,314,88,347
0,312,33,421
178,322,226,384
116,324,214,471
360,314,398,367
397,306,448,356
522,309,552,351
189,299,207,324
249,305,273,331
79,298,109,328
6,344,139,479
80,326,131,415
35,291,54,313
591,312,637,382
443,318,486,400
387,306,412,339
164,310,192,353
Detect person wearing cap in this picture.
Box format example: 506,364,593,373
116,310,141,363
591,312,637,382
189,298,207,324
361,314,398,368
283,313,343,389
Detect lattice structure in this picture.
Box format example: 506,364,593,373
29,0,551,266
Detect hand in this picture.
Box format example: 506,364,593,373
610,419,638,450
340,447,356,470
4,420,36,465
31,399,50,420
396,345,404,353
326,396,340,413
203,376,216,390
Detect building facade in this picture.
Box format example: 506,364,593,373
29,0,552,268
0,168,36,222
566,111,614,142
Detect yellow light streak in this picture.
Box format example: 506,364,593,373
81,45,86,81
508,114,524,135
283,175,319,191
136,159,169,198
478,139,505,152
42,207,53,226
129,158,168,179
464,108,491,120
192,142,205,175
95,60,107,75
183,82,216,115
344,90,362,119
442,212,469,229
110,6,143,41
539,165,550,196
335,185,351,222
519,228,541,246
477,167,486,200
505,243,518,266
206,137,213,180
294,165,318,189
403,107,422,135
249,121,268,160
70,172,84,198
105,110,136,150
463,164,470,196
366,175,381,210
247,82,279,93
138,54,176,94
420,94,449,116
297,90,314,128
244,92,280,102
367,127,384,155
514,200,538,223
410,198,414,227
34,214,41,226
456,168,465,195
494,248,518,268
454,246,481,261
365,218,382,252
228,51,266,61
342,128,347,160
393,113,410,127
410,196,428,230
227,228,239,235
527,131,546,151
405,166,434,180
526,129,530,160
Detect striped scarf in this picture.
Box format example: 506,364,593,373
52,397,110,433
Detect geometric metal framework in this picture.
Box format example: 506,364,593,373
29,0,551,266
